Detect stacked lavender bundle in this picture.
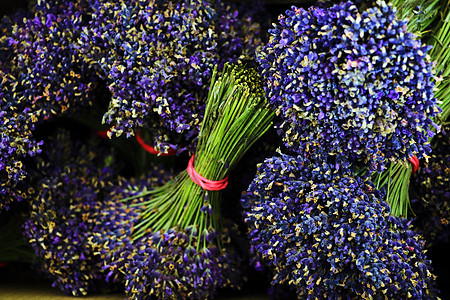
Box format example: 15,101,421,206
23,129,119,296
0,0,449,299
242,154,438,298
243,1,442,298
257,1,439,172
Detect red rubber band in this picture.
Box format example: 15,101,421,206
95,129,110,139
136,130,177,156
0,262,7,267
187,155,228,191
95,125,115,139
408,156,419,173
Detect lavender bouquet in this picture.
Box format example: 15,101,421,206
369,0,450,217
256,1,441,218
97,63,274,298
23,129,120,296
80,0,263,154
0,0,97,211
242,153,438,299
257,1,439,173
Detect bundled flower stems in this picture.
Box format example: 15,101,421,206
126,63,273,238
243,1,441,298
114,63,274,298
370,0,450,217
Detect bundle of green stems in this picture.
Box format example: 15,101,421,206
122,63,274,243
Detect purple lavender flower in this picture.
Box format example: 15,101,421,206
257,1,440,172
91,169,243,299
119,225,243,299
80,0,263,153
88,166,174,285
0,1,97,211
22,129,118,296
410,125,450,245
242,153,438,299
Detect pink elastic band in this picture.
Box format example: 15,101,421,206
408,156,419,173
136,130,177,156
187,155,228,191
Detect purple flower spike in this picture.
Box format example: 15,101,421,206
80,0,264,153
256,1,440,172
242,152,438,299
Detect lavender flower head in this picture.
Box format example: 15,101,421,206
0,13,42,211
92,169,243,299
118,225,243,299
0,0,96,210
81,0,263,153
242,153,437,299
410,124,450,245
22,130,117,296
256,1,440,172
88,166,173,285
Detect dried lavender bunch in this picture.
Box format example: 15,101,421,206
118,224,243,300
0,12,41,211
91,170,243,300
242,153,438,299
368,0,445,217
8,0,97,119
22,129,118,296
0,0,97,211
81,0,264,153
256,1,440,173
87,166,173,285
115,64,273,298
410,125,450,246
88,167,242,299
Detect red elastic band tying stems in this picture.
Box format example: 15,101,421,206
95,129,110,139
187,155,228,191
408,156,419,173
0,262,7,268
95,125,115,139
136,130,177,156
